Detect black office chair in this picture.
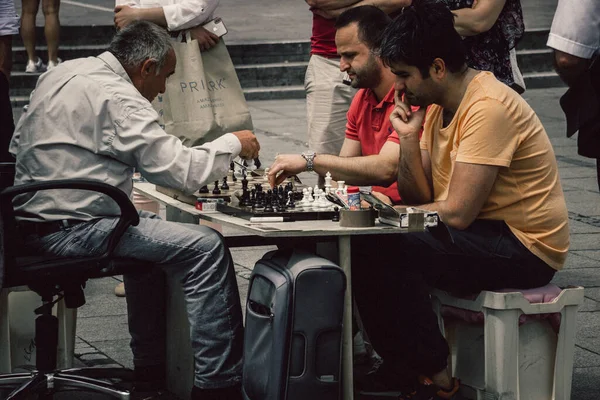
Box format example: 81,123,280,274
0,162,146,399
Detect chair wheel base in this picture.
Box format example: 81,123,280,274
0,369,131,400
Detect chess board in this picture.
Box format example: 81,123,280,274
217,179,337,221
216,202,336,221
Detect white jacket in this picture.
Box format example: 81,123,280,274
115,0,219,31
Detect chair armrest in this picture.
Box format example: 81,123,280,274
0,179,140,259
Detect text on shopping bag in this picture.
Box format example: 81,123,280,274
179,79,227,92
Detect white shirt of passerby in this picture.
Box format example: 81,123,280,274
0,0,19,36
547,0,600,59
115,0,219,32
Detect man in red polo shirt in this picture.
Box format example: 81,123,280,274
270,6,402,205
304,0,409,186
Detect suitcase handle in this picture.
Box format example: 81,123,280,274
248,300,273,318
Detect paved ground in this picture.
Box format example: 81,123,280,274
7,0,600,399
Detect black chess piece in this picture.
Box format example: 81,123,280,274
287,191,295,209
212,180,221,195
256,190,265,208
230,161,237,182
220,177,229,190
254,157,262,169
199,185,209,194
240,178,250,207
264,190,274,212
250,188,257,208
332,206,340,222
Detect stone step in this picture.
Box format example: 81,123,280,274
8,60,309,96
517,48,554,74
523,71,565,90
11,41,311,69
516,28,551,51
243,85,305,101
9,26,559,102
235,61,307,89
10,26,117,48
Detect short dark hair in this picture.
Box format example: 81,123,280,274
379,0,466,77
335,5,392,50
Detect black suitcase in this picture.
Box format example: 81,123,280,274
242,249,346,400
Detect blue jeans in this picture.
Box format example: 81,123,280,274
22,211,243,389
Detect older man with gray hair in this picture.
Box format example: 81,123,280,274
10,20,259,400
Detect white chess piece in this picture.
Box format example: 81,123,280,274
312,189,323,210
336,180,345,195
317,191,329,209
324,171,332,194
298,188,310,208
263,167,270,184
308,187,314,202
227,170,235,186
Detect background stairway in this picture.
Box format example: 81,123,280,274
9,25,563,108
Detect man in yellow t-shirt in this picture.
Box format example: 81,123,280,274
351,1,569,399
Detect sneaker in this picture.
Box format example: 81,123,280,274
25,58,46,73
47,57,62,70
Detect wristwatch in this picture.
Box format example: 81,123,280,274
301,151,317,172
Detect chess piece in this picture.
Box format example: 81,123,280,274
287,191,295,208
264,190,274,212
230,161,237,182
240,178,250,207
199,185,209,194
250,188,257,207
332,206,340,222
307,187,314,202
263,167,270,184
212,180,221,195
317,190,330,209
227,170,235,186
221,177,229,190
324,171,333,194
336,180,345,195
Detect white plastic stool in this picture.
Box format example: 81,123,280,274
0,286,77,373
431,285,584,400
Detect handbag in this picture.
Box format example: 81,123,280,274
153,31,254,147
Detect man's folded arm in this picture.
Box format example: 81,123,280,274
416,162,499,230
